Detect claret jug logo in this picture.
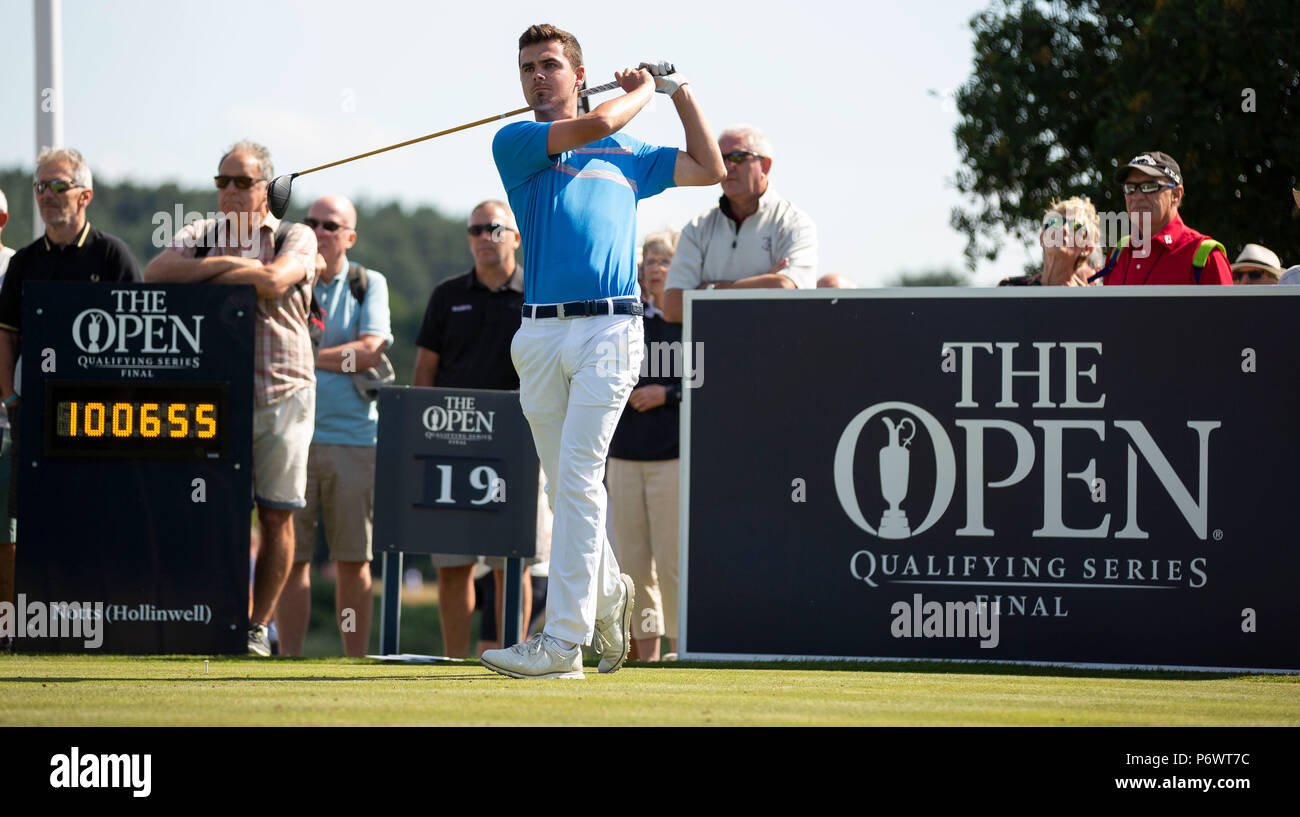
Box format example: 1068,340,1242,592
834,403,955,540
72,290,204,377
422,395,495,446
835,342,1219,543
838,341,1220,610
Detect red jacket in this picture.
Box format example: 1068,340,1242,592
1102,214,1232,286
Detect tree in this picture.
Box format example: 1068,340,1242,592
952,0,1300,268
889,268,971,287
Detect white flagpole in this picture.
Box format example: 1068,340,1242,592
33,0,63,239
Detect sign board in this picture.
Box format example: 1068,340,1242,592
15,283,253,653
374,386,538,558
681,288,1300,672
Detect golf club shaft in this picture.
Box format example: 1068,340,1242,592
295,80,622,178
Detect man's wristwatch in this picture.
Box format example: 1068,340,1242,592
704,282,716,290
2,395,16,407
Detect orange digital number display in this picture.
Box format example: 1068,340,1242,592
47,383,226,459
58,401,218,440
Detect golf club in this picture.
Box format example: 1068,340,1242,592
267,79,621,218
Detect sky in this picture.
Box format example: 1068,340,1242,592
0,0,1033,285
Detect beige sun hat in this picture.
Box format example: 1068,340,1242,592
1231,244,1284,277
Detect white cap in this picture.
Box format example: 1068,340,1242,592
1231,243,1283,275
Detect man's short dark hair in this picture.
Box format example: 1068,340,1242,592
518,23,583,70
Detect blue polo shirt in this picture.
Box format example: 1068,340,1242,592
311,256,394,446
492,121,678,304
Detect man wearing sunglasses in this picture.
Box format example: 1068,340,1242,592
414,201,551,658
144,140,319,656
1097,151,1231,286
1229,244,1283,285
661,124,817,322
275,195,392,658
0,150,142,634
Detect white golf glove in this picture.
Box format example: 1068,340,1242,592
639,60,688,96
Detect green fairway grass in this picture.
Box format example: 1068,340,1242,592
1,654,1297,726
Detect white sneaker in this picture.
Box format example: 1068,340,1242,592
481,634,584,680
594,574,635,674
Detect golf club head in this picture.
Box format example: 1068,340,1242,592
267,173,296,219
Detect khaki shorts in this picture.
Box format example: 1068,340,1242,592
253,387,314,510
293,443,375,563
430,470,552,569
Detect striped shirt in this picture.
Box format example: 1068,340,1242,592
167,213,317,406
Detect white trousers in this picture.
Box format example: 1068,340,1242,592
511,314,644,645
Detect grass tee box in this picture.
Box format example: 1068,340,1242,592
2,655,1298,727
680,287,1300,671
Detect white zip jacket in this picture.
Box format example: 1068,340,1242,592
665,186,818,291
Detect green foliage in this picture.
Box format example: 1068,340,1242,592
0,168,473,381
952,0,1300,266
890,268,971,286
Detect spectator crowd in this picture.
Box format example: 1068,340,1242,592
1,108,1296,658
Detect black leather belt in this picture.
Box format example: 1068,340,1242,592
523,298,644,319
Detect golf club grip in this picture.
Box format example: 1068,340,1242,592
295,81,626,178
579,80,620,97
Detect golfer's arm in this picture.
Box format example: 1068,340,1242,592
144,250,247,283
210,255,306,299
317,334,388,373
546,84,655,155
412,347,439,387
0,330,17,401
671,86,725,187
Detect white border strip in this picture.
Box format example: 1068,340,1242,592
678,652,1299,675
677,286,1300,673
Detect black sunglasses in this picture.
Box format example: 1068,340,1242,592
304,217,351,232
1122,181,1177,195
214,175,265,190
722,150,763,165
1234,269,1277,282
468,222,508,237
33,179,82,194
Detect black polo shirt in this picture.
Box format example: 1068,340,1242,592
0,221,142,334
415,266,524,389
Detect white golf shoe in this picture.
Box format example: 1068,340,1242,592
481,633,584,680
594,574,635,674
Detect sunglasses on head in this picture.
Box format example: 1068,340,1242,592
1122,181,1177,195
304,217,351,232
214,175,265,190
33,179,81,194
468,223,507,237
723,150,763,165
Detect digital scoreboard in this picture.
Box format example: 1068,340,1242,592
16,283,253,653
48,382,226,459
